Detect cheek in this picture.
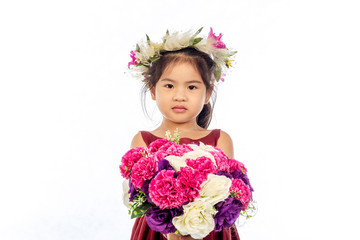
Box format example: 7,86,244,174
155,90,170,103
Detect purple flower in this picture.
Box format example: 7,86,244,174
158,159,175,171
215,171,232,179
214,197,242,231
232,169,254,192
156,159,178,177
128,181,140,202
141,180,155,204
145,206,183,234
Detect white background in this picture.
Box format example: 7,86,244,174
1,0,359,239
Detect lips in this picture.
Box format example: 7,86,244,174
172,105,187,113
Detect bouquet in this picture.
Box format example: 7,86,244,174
119,131,255,239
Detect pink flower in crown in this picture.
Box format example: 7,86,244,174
119,147,146,179
131,156,158,188
185,156,217,179
230,179,251,210
208,27,226,49
128,50,139,69
149,170,184,209
210,148,230,172
177,167,206,203
228,158,247,174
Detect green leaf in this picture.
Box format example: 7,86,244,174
130,202,153,219
149,55,161,63
192,37,203,45
194,27,203,36
163,29,170,44
136,62,145,67
214,70,221,82
136,44,140,52
146,34,151,45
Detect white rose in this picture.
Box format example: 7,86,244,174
165,155,187,171
199,174,231,205
172,200,217,239
122,179,132,209
182,150,217,167
188,142,217,152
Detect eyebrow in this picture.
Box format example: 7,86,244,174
160,78,203,84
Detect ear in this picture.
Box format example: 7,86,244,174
204,85,214,104
150,87,156,100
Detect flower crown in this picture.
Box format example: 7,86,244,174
128,27,236,83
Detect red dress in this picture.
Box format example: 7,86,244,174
130,129,241,240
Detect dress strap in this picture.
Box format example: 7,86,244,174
140,131,160,147
212,129,221,147
187,129,220,147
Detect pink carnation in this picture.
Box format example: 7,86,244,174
119,147,146,179
185,156,217,179
149,170,183,209
131,156,158,188
230,179,251,210
153,142,175,160
154,142,192,160
210,148,230,172
148,139,169,153
177,167,205,202
228,158,247,174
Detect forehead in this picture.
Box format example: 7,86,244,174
160,62,202,81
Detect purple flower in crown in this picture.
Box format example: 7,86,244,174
128,50,139,69
208,28,226,49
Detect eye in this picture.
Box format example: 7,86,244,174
188,85,197,90
165,84,174,89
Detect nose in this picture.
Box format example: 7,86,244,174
173,88,187,102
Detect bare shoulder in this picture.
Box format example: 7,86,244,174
217,130,234,158
130,131,147,148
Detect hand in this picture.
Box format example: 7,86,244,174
166,233,203,240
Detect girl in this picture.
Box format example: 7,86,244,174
127,28,239,240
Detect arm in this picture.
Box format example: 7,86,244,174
216,130,234,158
130,131,147,148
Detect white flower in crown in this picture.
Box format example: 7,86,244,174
127,27,236,82
134,37,162,66
162,30,196,51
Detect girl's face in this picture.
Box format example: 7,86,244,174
150,62,212,126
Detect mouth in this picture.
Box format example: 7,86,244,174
172,105,187,113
